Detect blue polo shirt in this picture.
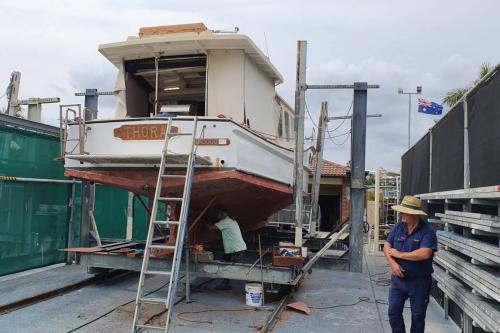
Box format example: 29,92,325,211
386,221,437,279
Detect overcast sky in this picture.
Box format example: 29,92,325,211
1,0,498,171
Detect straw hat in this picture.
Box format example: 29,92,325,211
392,195,427,216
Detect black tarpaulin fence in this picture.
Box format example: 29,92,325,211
468,72,500,187
401,66,500,196
401,133,429,198
430,102,464,192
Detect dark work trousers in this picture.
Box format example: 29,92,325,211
224,251,245,263
220,251,245,286
388,275,432,333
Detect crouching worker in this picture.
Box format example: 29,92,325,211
384,195,437,333
206,208,247,290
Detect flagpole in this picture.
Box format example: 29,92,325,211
398,86,422,148
408,94,411,148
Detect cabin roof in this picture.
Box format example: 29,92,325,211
99,30,284,84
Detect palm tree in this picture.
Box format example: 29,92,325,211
442,62,492,107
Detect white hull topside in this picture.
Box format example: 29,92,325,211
65,117,309,187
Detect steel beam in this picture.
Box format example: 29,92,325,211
66,183,76,263
349,82,368,273
293,40,307,247
79,89,99,248
306,84,380,90
74,88,110,120
327,114,381,121
79,253,297,285
80,182,92,248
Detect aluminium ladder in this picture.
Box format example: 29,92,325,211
132,117,199,332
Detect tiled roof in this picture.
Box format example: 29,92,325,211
310,155,349,177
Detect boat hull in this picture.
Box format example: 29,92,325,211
66,168,293,244
63,117,305,243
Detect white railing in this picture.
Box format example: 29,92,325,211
59,104,89,159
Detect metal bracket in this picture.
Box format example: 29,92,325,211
328,114,382,121
306,83,380,90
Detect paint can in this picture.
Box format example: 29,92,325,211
245,283,263,307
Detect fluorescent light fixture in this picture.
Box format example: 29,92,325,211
163,86,180,91
160,104,192,114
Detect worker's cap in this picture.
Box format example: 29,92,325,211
391,195,427,216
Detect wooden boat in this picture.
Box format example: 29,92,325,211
62,23,309,243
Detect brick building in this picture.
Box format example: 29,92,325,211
309,156,350,232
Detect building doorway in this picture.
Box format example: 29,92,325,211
318,195,341,232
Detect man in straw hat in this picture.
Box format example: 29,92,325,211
384,195,437,333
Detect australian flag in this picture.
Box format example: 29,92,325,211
418,98,443,115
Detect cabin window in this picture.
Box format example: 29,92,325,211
124,54,207,118
277,111,283,137
284,112,291,140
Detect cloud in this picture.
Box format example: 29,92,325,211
1,0,499,172
301,55,483,171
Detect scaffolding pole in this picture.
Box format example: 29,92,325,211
79,89,98,248
373,168,380,253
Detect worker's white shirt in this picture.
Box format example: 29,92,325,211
215,217,247,254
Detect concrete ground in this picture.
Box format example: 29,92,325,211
0,252,460,333
0,263,93,307
275,252,460,333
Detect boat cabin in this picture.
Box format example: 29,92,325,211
100,23,295,145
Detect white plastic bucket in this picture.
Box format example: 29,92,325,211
245,283,263,307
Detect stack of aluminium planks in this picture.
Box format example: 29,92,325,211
418,186,500,332
434,209,500,332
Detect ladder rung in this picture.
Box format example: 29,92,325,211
144,270,172,276
158,197,183,202
161,174,186,179
149,244,176,250
135,324,165,330
140,297,167,304
153,220,180,225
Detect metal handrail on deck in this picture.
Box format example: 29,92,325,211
59,104,89,160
